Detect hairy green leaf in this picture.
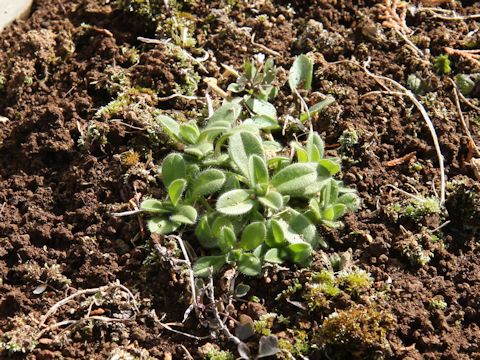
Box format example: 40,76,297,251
245,97,277,120
157,115,180,142
162,153,186,188
229,131,265,178
192,169,226,197
168,179,187,206
147,217,179,235
258,191,283,210
289,54,313,92
238,253,262,276
179,123,200,144
170,205,197,224
219,227,236,253
239,222,266,251
140,198,170,214
287,242,312,265
300,96,335,123
193,255,227,277
271,163,317,196
248,154,269,190
217,189,255,215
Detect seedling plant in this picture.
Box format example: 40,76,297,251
139,55,360,277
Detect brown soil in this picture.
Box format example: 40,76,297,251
1,0,480,359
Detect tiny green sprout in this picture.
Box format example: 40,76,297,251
388,195,440,222
433,54,451,75
428,296,447,311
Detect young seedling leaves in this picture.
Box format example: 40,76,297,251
192,169,226,197
238,253,262,276
235,283,251,297
147,217,179,235
229,131,265,178
289,54,313,92
168,178,187,206
248,154,269,190
239,221,266,251
217,189,255,215
258,191,283,211
271,163,317,196
140,198,170,214
170,205,197,225
162,153,186,188
318,159,341,175
184,142,213,159
193,255,227,277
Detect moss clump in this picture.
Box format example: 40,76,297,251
253,313,278,336
337,269,373,296
388,196,440,222
445,178,480,233
198,343,234,360
433,54,451,75
278,329,310,358
304,268,373,310
317,306,395,359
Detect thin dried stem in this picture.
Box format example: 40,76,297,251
360,59,446,205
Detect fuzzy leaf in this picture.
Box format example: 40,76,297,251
229,131,265,178
265,219,286,247
147,217,179,235
263,248,286,264
140,198,170,214
195,215,217,249
193,255,227,277
306,132,325,161
248,154,269,189
318,159,341,175
217,189,255,215
219,227,236,253
192,169,226,197
207,99,242,127
271,163,317,196
287,242,312,265
245,97,277,120
287,211,318,247
238,253,262,276
168,179,187,206
179,123,200,144
170,205,197,225
158,115,180,142
184,142,213,158
300,96,335,123
258,191,283,210
244,115,280,130
239,222,266,251
162,153,186,188
338,193,360,211
289,54,313,92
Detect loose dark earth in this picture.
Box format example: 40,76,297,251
1,0,480,359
